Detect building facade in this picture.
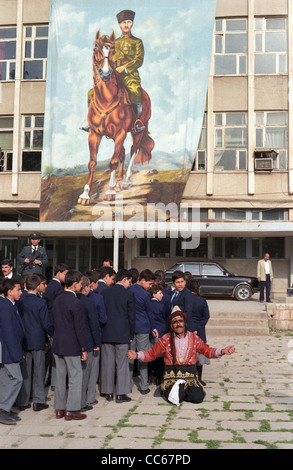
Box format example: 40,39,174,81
0,0,293,296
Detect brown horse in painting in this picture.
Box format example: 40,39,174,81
78,30,154,204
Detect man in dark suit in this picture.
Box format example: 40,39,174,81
17,233,48,275
43,263,69,323
84,270,107,403
95,266,116,294
1,259,21,283
0,279,25,425
52,270,88,421
42,263,69,389
100,269,136,403
77,276,101,409
16,274,54,412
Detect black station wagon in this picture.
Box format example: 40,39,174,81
165,262,260,301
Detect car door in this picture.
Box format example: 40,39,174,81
199,263,229,295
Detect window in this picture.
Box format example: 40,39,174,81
255,111,288,169
22,115,44,171
23,25,48,80
0,117,13,172
137,237,208,258
214,237,285,258
214,112,247,171
0,27,16,81
213,209,288,221
254,17,287,74
193,114,206,171
214,19,247,75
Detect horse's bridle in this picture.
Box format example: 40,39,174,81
94,45,115,83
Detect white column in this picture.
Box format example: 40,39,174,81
247,0,255,195
12,0,23,195
288,0,293,193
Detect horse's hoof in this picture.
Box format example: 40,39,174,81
122,182,132,190
81,199,89,206
77,198,82,204
114,183,122,192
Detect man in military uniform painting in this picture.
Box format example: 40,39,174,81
113,9,145,133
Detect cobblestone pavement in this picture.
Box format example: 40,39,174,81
1,330,293,451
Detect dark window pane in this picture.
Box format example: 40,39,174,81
0,62,6,80
34,39,48,58
0,28,16,39
23,60,43,79
24,131,30,149
9,62,15,79
22,151,42,171
0,41,16,59
6,153,12,171
33,130,43,149
35,116,44,127
36,26,49,37
25,27,32,38
25,41,31,58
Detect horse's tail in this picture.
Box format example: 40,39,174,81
131,89,154,164
131,126,155,165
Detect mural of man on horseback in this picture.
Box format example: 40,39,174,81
78,9,154,204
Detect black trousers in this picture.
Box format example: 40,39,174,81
161,365,205,404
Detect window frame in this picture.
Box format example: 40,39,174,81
214,18,248,76
214,112,248,171
0,27,17,81
254,16,287,75
23,25,48,80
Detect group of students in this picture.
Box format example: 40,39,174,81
0,260,232,425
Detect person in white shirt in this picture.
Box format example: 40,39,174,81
257,253,274,303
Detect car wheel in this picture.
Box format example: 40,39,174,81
234,284,252,301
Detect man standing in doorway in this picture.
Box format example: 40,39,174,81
257,252,274,303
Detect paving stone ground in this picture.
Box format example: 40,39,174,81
1,329,293,453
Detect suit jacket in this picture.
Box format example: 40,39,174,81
150,299,169,338
257,259,273,281
167,287,193,320
101,283,136,344
43,279,64,323
129,283,155,334
17,245,48,274
95,281,109,295
87,290,107,326
52,290,87,357
18,293,54,350
0,297,25,364
187,294,210,342
77,293,101,351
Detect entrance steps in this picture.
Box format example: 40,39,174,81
206,310,270,336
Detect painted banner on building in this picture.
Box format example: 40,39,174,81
40,0,217,222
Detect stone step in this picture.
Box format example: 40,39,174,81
208,318,267,327
206,325,270,336
209,311,266,319
206,310,269,336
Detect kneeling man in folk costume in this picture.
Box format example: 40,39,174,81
128,310,235,406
